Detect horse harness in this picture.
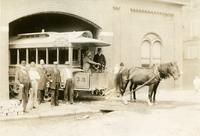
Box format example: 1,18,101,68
128,65,162,93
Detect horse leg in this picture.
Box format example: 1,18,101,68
147,84,154,105
132,84,137,102
120,80,129,96
129,82,133,101
120,80,129,105
152,81,160,104
121,93,128,105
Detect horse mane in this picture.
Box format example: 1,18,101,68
157,62,173,79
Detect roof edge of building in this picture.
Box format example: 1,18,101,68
154,0,190,6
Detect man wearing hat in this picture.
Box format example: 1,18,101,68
47,61,61,106
93,48,106,72
61,61,74,104
15,60,31,112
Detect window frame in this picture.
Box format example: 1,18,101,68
58,47,69,65
141,33,162,67
9,47,81,67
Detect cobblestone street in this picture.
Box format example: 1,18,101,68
1,89,200,136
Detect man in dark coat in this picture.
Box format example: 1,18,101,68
47,61,61,106
37,59,47,104
93,48,106,72
15,60,31,112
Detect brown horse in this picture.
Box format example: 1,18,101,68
115,62,181,105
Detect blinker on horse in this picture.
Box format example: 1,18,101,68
115,62,181,105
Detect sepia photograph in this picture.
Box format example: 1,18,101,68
0,0,200,136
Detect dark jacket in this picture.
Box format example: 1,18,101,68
15,67,31,85
37,66,47,90
93,54,106,67
47,68,61,90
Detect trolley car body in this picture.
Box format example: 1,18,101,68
9,31,110,97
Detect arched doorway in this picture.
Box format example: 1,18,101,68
9,12,101,38
8,12,101,99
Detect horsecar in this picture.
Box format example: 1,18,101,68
9,30,111,98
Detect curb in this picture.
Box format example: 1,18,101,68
0,109,100,121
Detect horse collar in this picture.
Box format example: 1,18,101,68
153,65,162,80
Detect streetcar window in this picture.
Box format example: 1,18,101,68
48,48,57,64
10,49,17,64
38,48,46,64
28,48,36,63
59,48,69,64
19,49,26,63
73,49,79,61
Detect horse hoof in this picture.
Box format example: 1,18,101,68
148,103,153,106
121,99,128,105
130,100,136,103
147,101,153,106
153,102,158,105
123,101,128,105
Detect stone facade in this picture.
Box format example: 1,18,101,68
0,0,187,99
183,0,200,89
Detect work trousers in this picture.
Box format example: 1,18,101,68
17,84,23,101
64,79,74,104
50,83,60,106
28,80,38,110
20,82,29,112
38,90,45,104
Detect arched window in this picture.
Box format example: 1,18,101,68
141,33,162,67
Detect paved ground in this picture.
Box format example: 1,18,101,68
1,88,200,136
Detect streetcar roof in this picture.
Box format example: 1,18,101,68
9,31,110,48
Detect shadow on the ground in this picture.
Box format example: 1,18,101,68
103,99,200,115
153,100,200,109
126,99,200,110
75,91,105,102
75,96,105,102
